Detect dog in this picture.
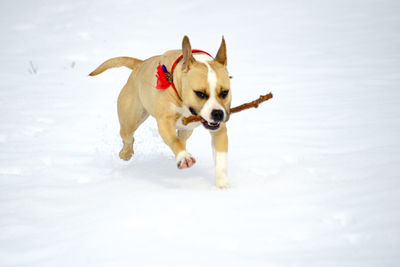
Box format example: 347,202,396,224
90,36,231,188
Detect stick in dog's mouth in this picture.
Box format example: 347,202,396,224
182,92,273,126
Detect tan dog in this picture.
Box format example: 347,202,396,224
90,36,231,188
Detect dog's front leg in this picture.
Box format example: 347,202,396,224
157,118,196,169
211,124,229,188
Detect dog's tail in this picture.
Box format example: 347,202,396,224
89,57,143,76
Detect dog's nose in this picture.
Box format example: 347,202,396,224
211,109,224,122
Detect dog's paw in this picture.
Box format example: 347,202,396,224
119,147,133,161
215,180,230,189
176,151,196,169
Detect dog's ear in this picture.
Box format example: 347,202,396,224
182,35,195,72
215,36,227,66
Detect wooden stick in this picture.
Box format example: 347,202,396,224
182,92,273,125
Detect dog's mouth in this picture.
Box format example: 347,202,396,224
189,107,222,130
201,120,220,130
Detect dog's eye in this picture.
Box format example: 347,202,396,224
219,90,230,99
194,90,208,99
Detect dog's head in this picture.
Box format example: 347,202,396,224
179,36,231,131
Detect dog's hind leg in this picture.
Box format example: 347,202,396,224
117,83,149,161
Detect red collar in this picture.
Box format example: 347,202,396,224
155,50,214,98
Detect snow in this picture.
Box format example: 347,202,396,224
1,0,400,266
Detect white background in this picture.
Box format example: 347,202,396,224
1,0,399,266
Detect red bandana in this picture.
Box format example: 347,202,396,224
155,50,214,97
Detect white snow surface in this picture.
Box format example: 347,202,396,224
1,0,400,266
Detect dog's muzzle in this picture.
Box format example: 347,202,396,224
201,109,225,130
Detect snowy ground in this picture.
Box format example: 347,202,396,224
1,0,400,266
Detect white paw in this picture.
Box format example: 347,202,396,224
176,151,196,169
215,179,230,189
